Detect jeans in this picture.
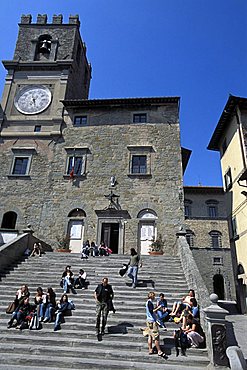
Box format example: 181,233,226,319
54,312,62,329
127,265,138,287
95,301,108,333
157,310,169,322
44,304,54,321
63,278,76,294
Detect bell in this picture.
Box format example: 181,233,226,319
39,40,50,53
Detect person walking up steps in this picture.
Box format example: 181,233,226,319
127,248,142,288
94,277,114,336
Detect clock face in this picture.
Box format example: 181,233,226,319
14,85,52,115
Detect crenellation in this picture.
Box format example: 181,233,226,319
36,14,48,24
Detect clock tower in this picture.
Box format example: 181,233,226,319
0,14,91,138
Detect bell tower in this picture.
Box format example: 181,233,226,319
0,14,91,138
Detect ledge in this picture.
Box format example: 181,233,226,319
127,173,152,178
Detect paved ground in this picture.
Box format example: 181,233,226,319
226,314,247,359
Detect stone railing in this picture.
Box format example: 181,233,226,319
176,229,211,326
0,232,51,272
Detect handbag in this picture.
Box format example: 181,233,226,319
6,301,16,314
119,263,128,277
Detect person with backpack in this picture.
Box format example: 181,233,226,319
94,277,114,336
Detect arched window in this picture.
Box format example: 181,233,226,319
184,199,192,218
209,230,222,248
68,208,86,218
206,199,219,218
186,229,195,247
213,274,225,300
1,211,17,229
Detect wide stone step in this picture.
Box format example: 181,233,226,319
0,252,209,369
0,352,209,370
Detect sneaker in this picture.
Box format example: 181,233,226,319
43,317,49,323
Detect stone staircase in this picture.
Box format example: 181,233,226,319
0,252,210,369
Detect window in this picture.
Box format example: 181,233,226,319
10,148,35,177
65,147,88,178
206,199,218,218
12,157,29,175
67,156,85,176
208,206,217,218
131,155,147,174
213,257,223,265
186,230,195,247
74,116,87,126
34,125,41,132
133,113,147,123
231,217,238,240
127,145,152,176
224,168,232,190
184,199,192,218
209,231,222,248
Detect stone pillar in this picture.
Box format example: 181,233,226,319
203,293,230,368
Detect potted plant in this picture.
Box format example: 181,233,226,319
148,234,164,255
56,234,71,253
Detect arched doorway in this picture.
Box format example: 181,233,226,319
138,209,157,255
1,211,17,229
213,274,225,300
67,208,86,253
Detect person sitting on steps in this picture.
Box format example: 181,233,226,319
7,297,36,330
42,287,56,323
169,289,195,320
54,294,75,331
30,242,42,257
74,269,87,289
61,265,76,294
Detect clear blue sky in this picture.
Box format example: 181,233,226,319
0,0,246,186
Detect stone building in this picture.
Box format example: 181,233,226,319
184,186,235,301
0,14,236,301
0,14,185,254
208,95,247,312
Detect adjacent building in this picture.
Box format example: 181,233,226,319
208,95,247,312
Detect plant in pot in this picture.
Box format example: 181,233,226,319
148,234,164,255
56,234,71,253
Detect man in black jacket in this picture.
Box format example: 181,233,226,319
94,277,114,335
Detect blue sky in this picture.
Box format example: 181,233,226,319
0,0,246,186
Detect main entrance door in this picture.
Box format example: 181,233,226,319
101,223,119,254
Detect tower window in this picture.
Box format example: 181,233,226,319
133,113,147,123
34,125,41,132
